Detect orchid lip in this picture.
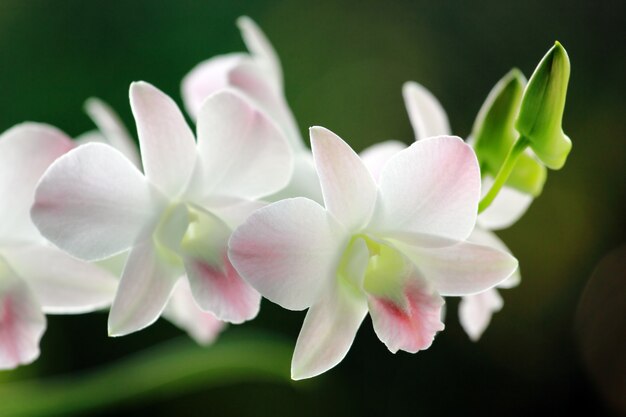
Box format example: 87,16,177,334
336,233,415,307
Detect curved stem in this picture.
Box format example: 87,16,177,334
478,137,530,213
0,331,293,417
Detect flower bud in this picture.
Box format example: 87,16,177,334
515,42,571,170
472,69,546,196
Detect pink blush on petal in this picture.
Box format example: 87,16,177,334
185,253,261,323
0,284,45,369
0,297,19,363
369,282,445,354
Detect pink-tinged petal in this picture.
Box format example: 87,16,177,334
2,245,117,314
394,239,518,296
359,140,407,183
402,81,451,139
459,288,503,341
477,178,533,231
372,136,480,241
184,253,260,324
130,81,197,197
107,239,180,336
0,260,46,370
369,279,445,353
237,16,283,89
84,97,142,169
181,53,247,119
0,123,73,242
229,197,345,311
467,228,521,289
182,54,302,151
228,62,304,151
32,143,163,261
163,280,225,345
291,282,368,380
310,127,378,231
193,90,293,200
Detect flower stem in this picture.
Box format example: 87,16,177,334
478,137,530,213
0,331,293,417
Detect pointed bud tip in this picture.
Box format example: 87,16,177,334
506,67,525,84
515,43,572,170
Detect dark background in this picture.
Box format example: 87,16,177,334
0,0,624,415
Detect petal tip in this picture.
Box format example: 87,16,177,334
290,365,317,381
236,15,253,29
129,81,155,97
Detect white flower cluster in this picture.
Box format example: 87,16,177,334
0,17,568,379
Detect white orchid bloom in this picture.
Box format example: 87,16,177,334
77,98,225,345
0,124,117,369
181,16,322,203
402,81,534,229
32,82,293,337
360,81,526,340
229,128,518,380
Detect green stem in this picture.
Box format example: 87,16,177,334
478,137,530,213
0,331,293,417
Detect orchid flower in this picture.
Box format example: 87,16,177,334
32,82,293,337
0,124,117,369
77,97,225,345
360,81,528,340
229,128,518,379
181,16,322,202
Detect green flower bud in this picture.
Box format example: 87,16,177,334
515,42,572,170
472,69,547,196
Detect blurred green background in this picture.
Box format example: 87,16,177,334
0,0,624,415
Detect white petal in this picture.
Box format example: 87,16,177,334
181,53,302,150
2,244,117,314
228,62,304,151
229,197,345,311
181,53,247,119
0,259,46,370
163,280,225,345
394,239,518,296
372,136,480,241
237,16,282,89
130,81,198,197
108,240,180,336
368,279,445,353
310,127,377,231
359,140,407,182
291,283,368,380
459,288,503,341
402,81,451,139
477,178,533,230
193,90,293,200
467,228,521,289
84,97,142,169
74,130,107,146
0,123,73,242
32,143,163,261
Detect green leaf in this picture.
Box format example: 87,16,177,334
515,42,572,170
